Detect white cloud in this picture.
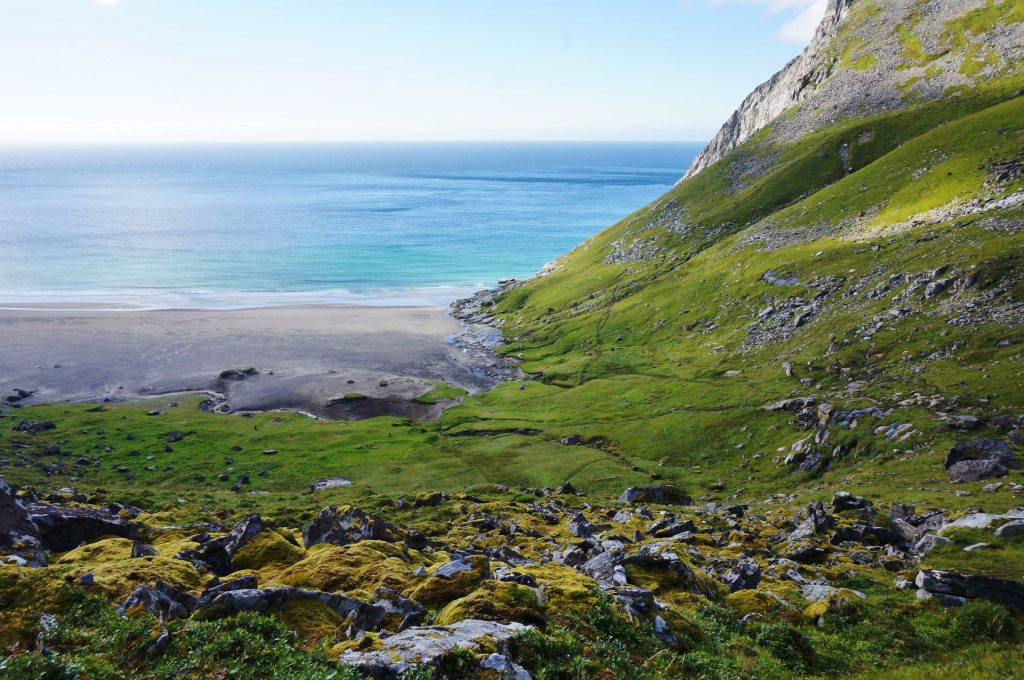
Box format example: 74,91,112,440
709,0,828,43
776,0,828,42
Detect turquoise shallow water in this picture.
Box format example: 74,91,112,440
0,142,699,309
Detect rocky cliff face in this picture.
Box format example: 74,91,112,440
684,0,855,179
684,0,1024,181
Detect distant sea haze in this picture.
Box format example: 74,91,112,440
0,142,700,310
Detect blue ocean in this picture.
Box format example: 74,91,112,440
0,142,699,309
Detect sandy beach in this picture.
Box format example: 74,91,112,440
0,304,513,419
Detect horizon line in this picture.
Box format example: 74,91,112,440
0,138,709,148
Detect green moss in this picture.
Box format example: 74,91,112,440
230,529,306,573
726,589,789,617
922,527,1024,582
434,581,545,626
516,563,600,617
276,598,344,639
280,541,426,599
54,537,134,565
410,555,489,608
896,25,933,67
958,42,999,77
81,555,202,601
0,566,67,649
942,0,1024,52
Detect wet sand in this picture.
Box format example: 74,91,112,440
0,305,515,419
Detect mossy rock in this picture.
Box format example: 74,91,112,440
410,555,489,608
803,599,831,621
54,537,134,565
623,559,725,605
801,587,867,623
280,540,426,600
516,563,600,617
0,566,66,649
276,597,346,639
70,555,202,600
726,589,790,616
434,581,545,626
328,632,384,660
147,527,202,557
231,529,306,572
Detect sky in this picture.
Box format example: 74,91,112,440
0,0,827,144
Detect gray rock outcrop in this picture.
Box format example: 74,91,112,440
336,619,531,678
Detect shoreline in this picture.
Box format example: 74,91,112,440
0,299,520,421
0,284,490,313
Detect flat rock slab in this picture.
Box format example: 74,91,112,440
27,503,135,553
337,619,531,678
916,569,1024,609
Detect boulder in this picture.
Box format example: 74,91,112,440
411,555,489,607
12,420,55,435
994,520,1024,539
948,459,1008,482
567,513,597,538
942,511,1024,531
787,501,833,542
621,544,721,599
582,551,627,589
27,503,135,553
479,653,532,680
337,619,531,679
650,520,696,539
915,570,1024,609
724,559,761,592
195,587,385,633
781,542,828,564
764,397,816,412
303,506,426,550
0,478,45,566
131,540,159,558
830,523,901,546
802,584,866,602
371,586,426,632
617,486,692,506
175,514,266,575
309,478,353,492
553,481,577,495
199,575,259,601
946,415,981,430
119,579,198,621
945,439,1017,469
831,492,874,518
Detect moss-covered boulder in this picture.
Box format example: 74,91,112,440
434,581,545,626
516,563,600,617
71,555,202,601
230,529,305,573
726,589,791,616
410,555,489,608
54,536,134,565
0,565,66,649
280,540,428,600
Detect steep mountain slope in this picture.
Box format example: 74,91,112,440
446,0,1024,506
687,0,1024,178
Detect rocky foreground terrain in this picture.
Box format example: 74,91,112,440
2,463,1024,678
